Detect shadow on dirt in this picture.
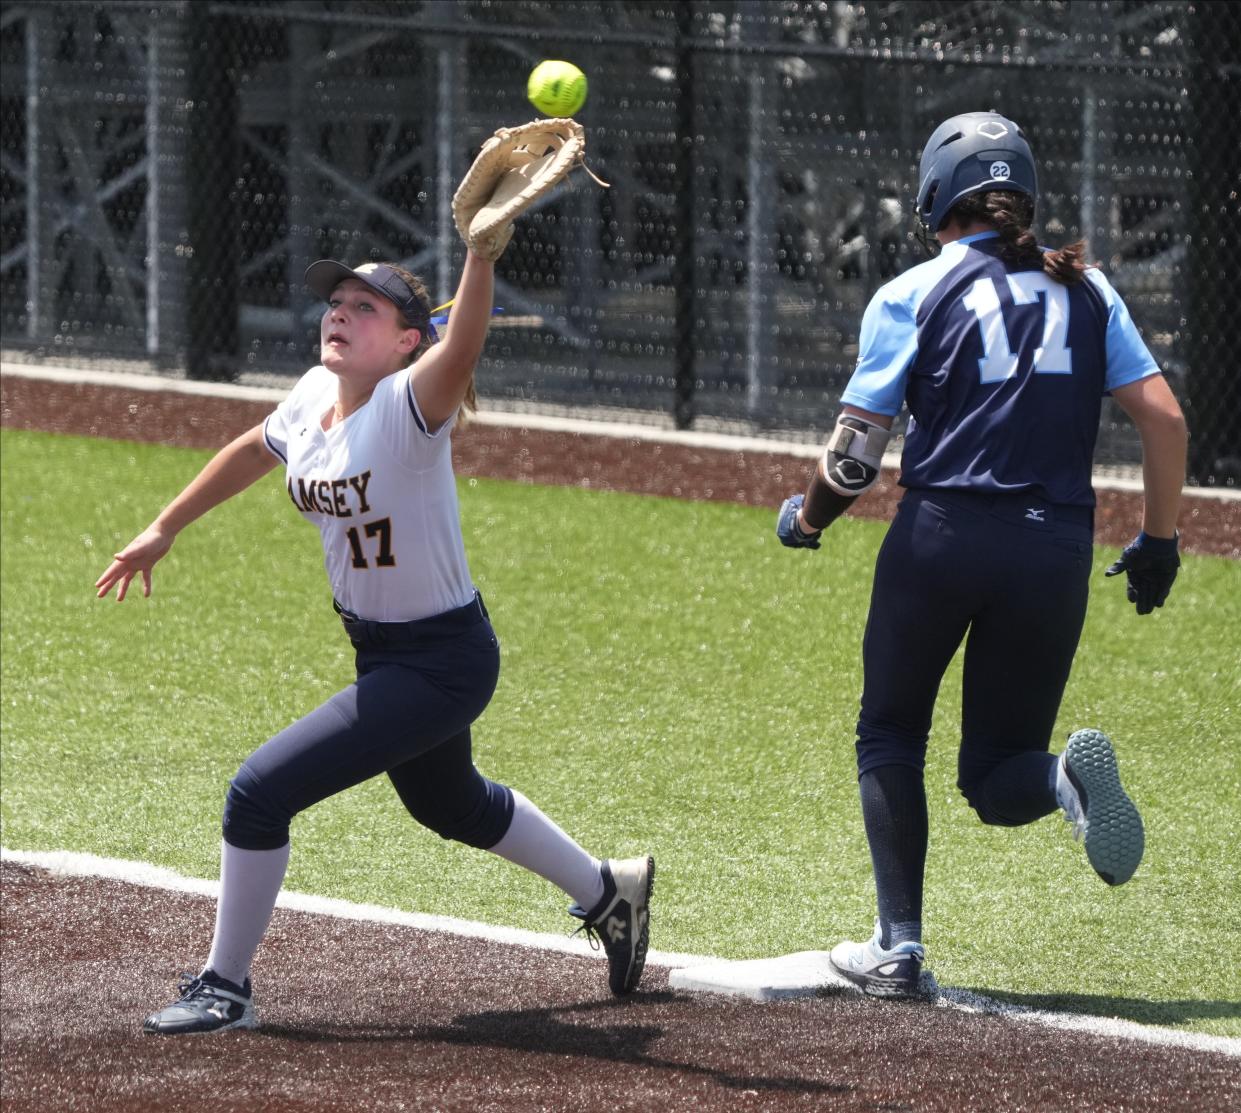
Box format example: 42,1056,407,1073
259,992,851,1096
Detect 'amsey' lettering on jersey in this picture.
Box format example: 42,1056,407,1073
286,470,373,517
262,364,474,620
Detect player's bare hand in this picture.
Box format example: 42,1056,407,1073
94,526,174,602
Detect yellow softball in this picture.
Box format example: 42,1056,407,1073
527,60,588,118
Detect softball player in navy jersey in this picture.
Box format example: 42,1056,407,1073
777,111,1186,997
97,252,653,1034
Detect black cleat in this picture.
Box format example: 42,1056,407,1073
143,970,257,1035
570,856,654,995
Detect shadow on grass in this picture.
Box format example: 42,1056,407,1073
260,991,849,1096
962,988,1241,1031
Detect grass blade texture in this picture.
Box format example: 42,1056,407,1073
2,428,1238,1036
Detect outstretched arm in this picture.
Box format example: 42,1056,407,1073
408,251,495,431
416,118,596,431
95,422,278,601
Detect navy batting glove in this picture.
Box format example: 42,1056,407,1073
1105,531,1180,615
776,494,822,550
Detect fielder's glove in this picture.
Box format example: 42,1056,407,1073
1105,531,1180,615
452,118,598,263
776,494,822,550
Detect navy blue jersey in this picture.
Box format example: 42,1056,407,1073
841,232,1160,506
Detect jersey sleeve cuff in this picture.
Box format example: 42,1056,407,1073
1103,362,1161,394
261,415,287,463
839,389,902,417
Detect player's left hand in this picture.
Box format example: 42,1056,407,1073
452,118,590,263
1105,531,1180,615
94,525,175,602
776,494,822,550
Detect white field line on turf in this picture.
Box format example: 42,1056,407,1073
7,360,1240,501
0,846,703,970
3,848,1239,1060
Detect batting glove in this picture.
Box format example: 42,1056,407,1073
1105,531,1180,615
776,494,822,550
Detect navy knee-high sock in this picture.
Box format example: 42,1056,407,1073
859,765,927,948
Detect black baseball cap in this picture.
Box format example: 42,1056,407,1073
305,260,434,336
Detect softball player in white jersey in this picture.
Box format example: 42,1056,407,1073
97,252,654,1034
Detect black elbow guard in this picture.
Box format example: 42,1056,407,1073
801,414,892,530
824,414,890,496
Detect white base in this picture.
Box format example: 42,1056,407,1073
667,950,859,1002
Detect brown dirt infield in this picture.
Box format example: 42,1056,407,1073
3,861,1238,1113
2,372,1239,1112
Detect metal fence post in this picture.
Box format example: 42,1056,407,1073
185,2,239,380
743,2,776,423
24,6,54,343
673,3,697,430
426,1,462,303
285,21,317,368
1186,3,1241,485
146,3,190,368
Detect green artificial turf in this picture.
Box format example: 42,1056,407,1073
2,428,1238,1037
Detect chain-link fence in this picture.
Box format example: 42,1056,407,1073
2,1,1238,485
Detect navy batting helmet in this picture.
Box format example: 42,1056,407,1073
915,111,1037,235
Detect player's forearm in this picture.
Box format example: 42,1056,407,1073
410,253,496,427
441,251,495,369
1112,375,1187,539
1134,409,1187,538
800,467,858,532
152,426,277,537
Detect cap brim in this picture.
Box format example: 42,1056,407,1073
304,258,432,335
305,260,362,303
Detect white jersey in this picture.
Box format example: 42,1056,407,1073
262,364,475,622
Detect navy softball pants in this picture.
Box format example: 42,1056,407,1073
222,594,514,852
856,489,1094,806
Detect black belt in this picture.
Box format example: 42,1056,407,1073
333,592,488,646
905,488,1094,530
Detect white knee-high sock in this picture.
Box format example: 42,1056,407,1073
488,790,604,911
203,840,290,987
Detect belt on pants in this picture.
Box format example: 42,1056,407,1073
333,592,489,646
905,488,1094,532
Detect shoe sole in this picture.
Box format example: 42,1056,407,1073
143,996,259,1036
613,855,655,995
1063,729,1144,886
143,1013,259,1036
827,954,921,999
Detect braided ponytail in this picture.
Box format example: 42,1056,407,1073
948,191,1088,286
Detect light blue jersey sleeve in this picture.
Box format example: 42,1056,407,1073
1084,269,1161,391
840,239,975,416
840,286,919,415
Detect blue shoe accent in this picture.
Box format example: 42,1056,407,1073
829,921,926,998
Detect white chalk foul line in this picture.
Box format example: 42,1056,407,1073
930,984,1241,1059
0,846,705,969
3,847,1238,1059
